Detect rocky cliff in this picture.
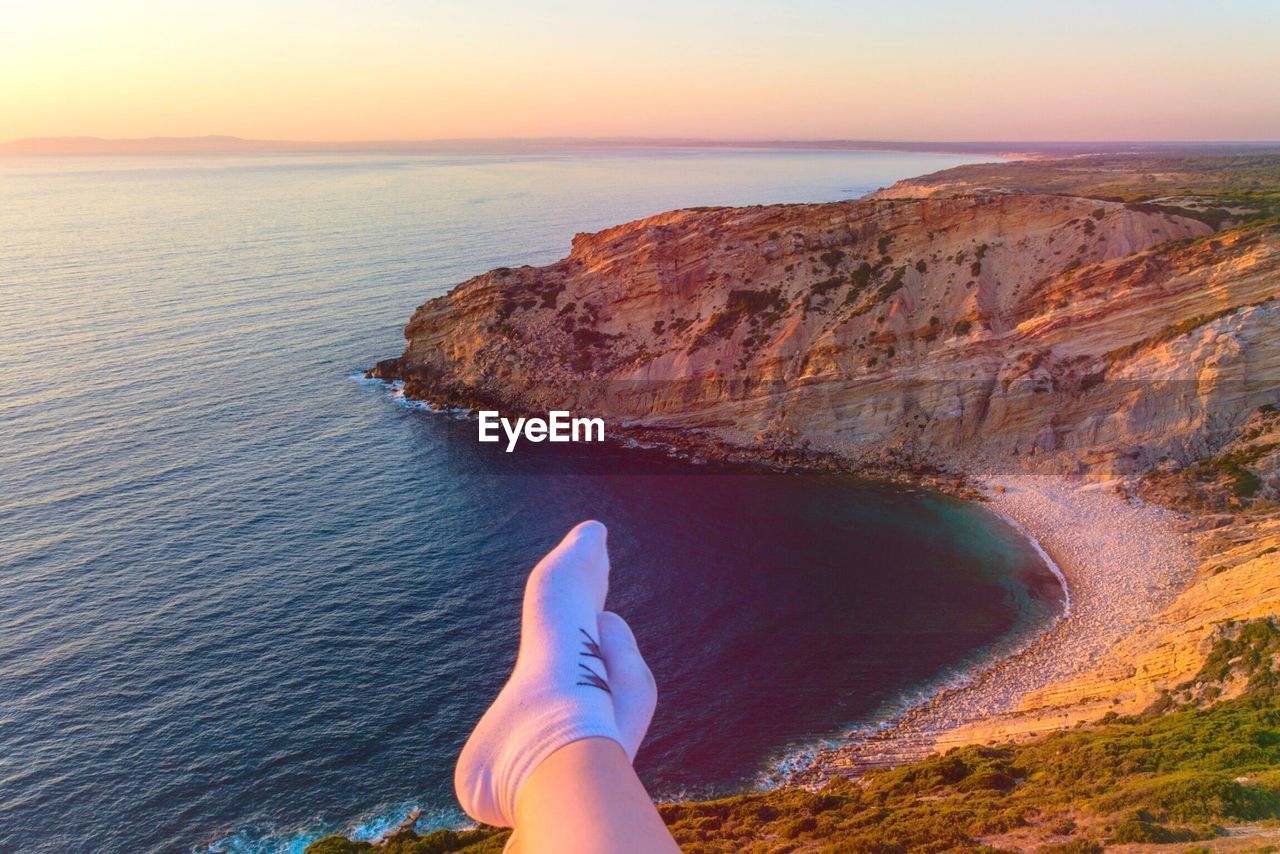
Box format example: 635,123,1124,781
374,191,1279,479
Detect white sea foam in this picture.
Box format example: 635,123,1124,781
347,370,383,386
990,508,1072,615
203,802,467,854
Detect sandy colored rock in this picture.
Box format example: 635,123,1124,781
379,195,1277,478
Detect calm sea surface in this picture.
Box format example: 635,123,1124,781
0,148,1061,852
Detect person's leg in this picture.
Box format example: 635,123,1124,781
454,521,676,852
512,737,680,854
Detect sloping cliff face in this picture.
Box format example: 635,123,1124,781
374,194,1279,476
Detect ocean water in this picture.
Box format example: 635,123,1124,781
0,148,1061,852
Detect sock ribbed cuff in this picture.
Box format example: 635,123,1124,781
497,716,624,826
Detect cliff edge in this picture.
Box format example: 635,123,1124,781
375,185,1278,479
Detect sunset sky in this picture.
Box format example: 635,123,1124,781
3,0,1278,143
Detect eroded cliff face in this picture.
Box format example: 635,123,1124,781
375,193,1279,477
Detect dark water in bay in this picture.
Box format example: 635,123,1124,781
0,148,1060,852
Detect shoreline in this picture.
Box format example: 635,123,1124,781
789,473,1199,785
989,505,1072,616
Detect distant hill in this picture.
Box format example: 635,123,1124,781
3,135,1278,157
0,135,293,155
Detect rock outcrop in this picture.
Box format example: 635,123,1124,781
374,193,1279,477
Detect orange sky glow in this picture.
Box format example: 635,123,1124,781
3,0,1278,143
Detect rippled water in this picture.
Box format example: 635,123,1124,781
0,148,1059,852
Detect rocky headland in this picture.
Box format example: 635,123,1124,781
374,167,1277,479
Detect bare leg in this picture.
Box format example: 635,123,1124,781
512,737,679,854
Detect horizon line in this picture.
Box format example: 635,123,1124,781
4,135,1279,159
9,133,1280,144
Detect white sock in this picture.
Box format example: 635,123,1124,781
454,521,657,827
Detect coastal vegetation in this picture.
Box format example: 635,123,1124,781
699,288,787,340
307,620,1280,853
1103,304,1248,365
1140,404,1280,509
880,154,1280,225
845,265,908,318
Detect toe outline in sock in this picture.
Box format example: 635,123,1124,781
576,628,611,694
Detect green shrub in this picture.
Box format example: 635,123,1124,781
850,261,873,290
1110,816,1198,844
819,249,845,269
810,276,845,297
306,838,372,854
694,288,787,347
1038,840,1102,854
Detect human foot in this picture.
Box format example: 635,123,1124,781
454,521,656,827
